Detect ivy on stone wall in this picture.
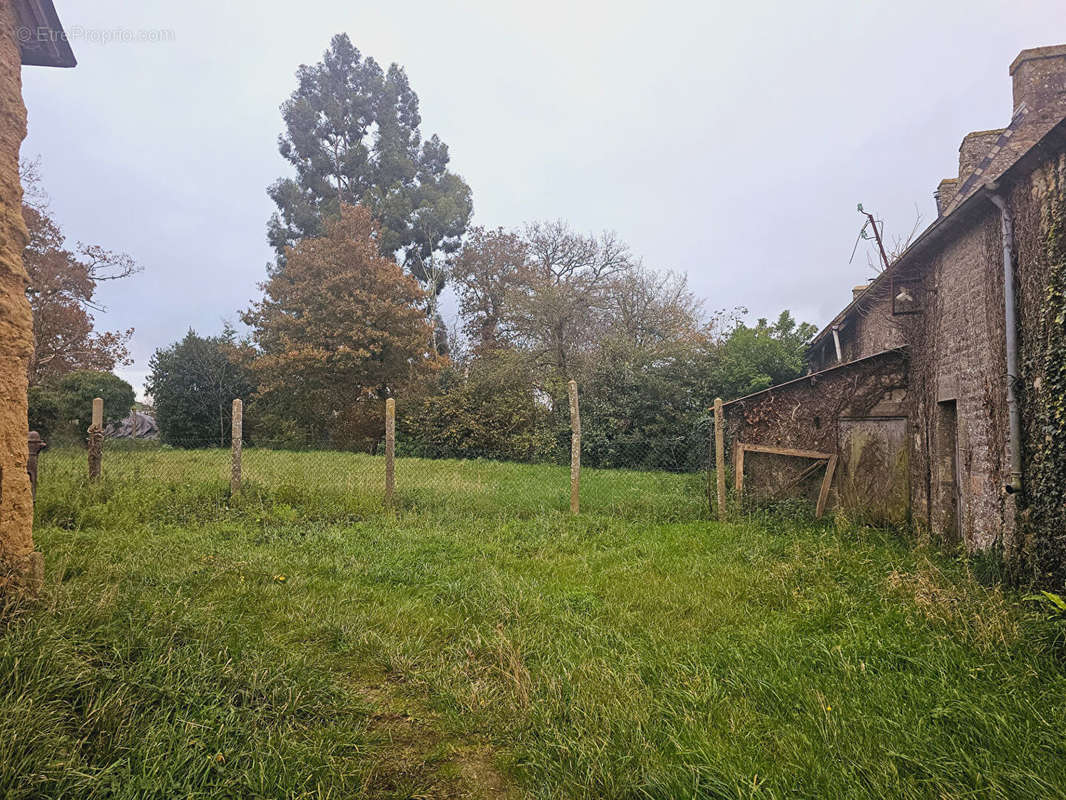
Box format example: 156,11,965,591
1028,157,1066,586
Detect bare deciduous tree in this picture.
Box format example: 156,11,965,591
452,226,525,355
504,221,634,377
21,160,140,386
605,266,705,351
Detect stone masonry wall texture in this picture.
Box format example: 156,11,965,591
816,214,1011,550
0,0,38,593
794,47,1066,560
924,212,1010,551
723,351,909,518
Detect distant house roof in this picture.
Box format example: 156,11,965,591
809,114,1066,352
105,411,159,440
15,0,76,68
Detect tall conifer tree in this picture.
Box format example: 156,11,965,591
267,35,472,316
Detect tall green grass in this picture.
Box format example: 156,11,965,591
2,448,1064,798
34,445,710,527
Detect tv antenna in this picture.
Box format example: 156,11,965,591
849,203,891,272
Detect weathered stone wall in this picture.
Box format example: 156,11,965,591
846,286,906,363
791,212,1012,548
723,351,909,514
917,211,1011,551
762,46,1066,571
959,130,1006,182
0,0,38,593
808,287,906,373
1012,149,1066,584
724,352,909,451
1011,46,1066,124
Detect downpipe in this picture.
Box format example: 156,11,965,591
987,188,1023,495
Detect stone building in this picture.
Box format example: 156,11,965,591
0,0,74,594
724,45,1066,579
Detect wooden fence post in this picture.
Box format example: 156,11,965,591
87,397,103,481
714,397,727,520
385,397,395,505
230,399,243,495
568,379,581,515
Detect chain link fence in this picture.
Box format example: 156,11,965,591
31,386,720,525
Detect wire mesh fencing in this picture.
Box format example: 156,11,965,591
32,388,720,525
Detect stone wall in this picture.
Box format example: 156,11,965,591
722,351,909,518
915,210,1011,551
749,45,1066,572
783,206,1013,548
844,285,906,363
808,287,906,374
0,0,39,593
1011,149,1066,584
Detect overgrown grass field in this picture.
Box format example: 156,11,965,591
2,448,1064,798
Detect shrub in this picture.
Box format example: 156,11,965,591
28,371,134,442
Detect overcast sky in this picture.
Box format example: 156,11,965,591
20,0,1066,395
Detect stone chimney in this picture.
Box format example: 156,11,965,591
852,284,869,301
934,178,958,216
1010,44,1066,116
958,129,1004,182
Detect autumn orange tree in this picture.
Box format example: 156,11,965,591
21,163,137,386
243,204,440,449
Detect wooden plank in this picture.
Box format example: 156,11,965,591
815,454,838,518
734,441,838,515
568,380,581,515
385,398,395,504
738,442,835,461
771,458,828,499
88,396,104,481
734,443,745,498
230,398,243,495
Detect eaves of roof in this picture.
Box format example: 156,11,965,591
15,0,76,68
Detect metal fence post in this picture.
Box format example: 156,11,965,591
568,380,581,515
27,431,46,499
230,399,243,495
385,397,395,505
88,397,103,481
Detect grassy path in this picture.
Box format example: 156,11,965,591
2,451,1064,798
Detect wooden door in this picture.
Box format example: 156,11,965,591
837,417,910,526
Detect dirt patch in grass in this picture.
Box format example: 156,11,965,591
452,744,517,799
354,675,517,799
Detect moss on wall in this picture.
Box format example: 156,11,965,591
1023,153,1066,585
